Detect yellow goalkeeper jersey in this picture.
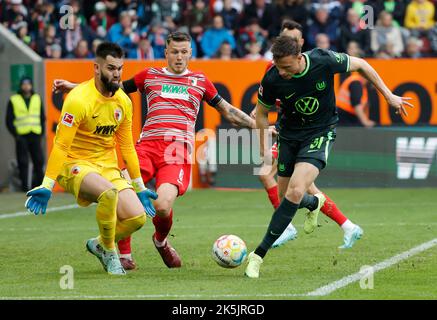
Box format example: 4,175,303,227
45,78,141,181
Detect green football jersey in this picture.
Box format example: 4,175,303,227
258,48,350,140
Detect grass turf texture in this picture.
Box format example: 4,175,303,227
0,189,436,300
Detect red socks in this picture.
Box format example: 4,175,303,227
153,209,173,242
266,185,280,209
118,236,131,255
321,193,347,226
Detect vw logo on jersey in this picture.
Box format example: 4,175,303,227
295,97,320,115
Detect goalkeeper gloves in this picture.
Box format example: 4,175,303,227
132,177,158,218
25,177,55,215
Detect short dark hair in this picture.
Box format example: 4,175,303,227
280,19,303,35
166,31,192,47
271,36,301,60
96,42,124,59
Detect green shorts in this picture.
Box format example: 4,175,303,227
277,128,336,177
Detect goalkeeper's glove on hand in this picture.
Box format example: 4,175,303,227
132,178,158,218
25,177,55,215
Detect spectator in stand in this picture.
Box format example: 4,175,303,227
49,43,62,59
90,2,116,39
307,7,339,50
213,0,244,14
60,14,95,58
244,41,263,60
346,40,364,58
273,0,309,35
148,22,168,59
128,36,155,60
371,11,404,58
339,8,370,55
183,0,210,30
91,38,103,57
403,36,424,58
236,18,268,57
118,0,138,15
217,0,240,33
214,41,237,60
15,21,32,48
102,0,119,20
428,22,437,55
374,0,406,27
241,0,277,38
70,0,87,27
374,42,397,59
200,15,236,58
107,11,139,53
6,0,28,32
151,0,181,25
182,0,210,57
311,0,342,24
36,24,59,57
404,0,435,36
315,33,331,49
73,39,93,59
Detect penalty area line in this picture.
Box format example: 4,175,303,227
306,238,437,296
0,204,80,219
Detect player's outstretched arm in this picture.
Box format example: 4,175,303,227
53,79,132,94
53,79,78,93
349,56,414,116
215,100,256,129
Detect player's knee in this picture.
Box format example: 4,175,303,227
97,188,118,204
285,187,305,203
154,198,172,216
130,213,146,230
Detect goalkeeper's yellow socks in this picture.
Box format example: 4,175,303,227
115,213,146,242
96,188,118,251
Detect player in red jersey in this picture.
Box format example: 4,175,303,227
54,32,258,269
253,20,363,249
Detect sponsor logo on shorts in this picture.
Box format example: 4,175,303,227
177,169,184,185
71,166,81,175
61,112,74,127
278,163,285,172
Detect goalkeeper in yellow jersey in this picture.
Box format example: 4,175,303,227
24,42,157,276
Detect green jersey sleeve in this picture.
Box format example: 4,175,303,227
257,76,276,109
324,50,350,74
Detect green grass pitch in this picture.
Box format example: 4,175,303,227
0,188,436,300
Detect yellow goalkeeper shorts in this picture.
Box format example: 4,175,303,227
57,160,133,207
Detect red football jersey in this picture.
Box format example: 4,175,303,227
134,67,220,146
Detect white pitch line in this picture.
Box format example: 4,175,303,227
0,204,80,219
306,238,437,296
2,239,436,300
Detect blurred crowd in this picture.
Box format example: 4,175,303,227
2,0,437,60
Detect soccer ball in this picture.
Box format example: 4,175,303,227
212,234,247,268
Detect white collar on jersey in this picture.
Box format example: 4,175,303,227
163,67,190,76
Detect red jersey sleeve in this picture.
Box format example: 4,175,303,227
202,75,222,107
133,68,149,93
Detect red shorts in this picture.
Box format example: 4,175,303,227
135,140,192,196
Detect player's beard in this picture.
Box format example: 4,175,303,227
100,73,120,94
